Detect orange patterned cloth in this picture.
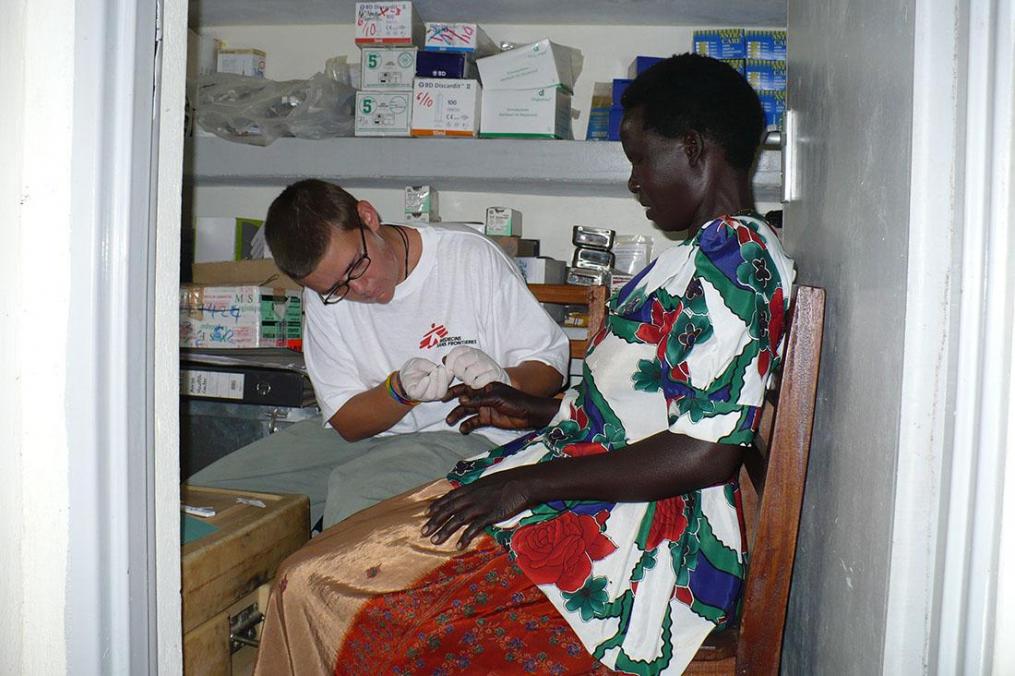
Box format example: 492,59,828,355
253,480,611,675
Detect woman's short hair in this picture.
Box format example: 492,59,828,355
621,53,765,170
264,179,362,279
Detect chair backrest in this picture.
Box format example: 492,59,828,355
527,283,608,359
735,284,825,675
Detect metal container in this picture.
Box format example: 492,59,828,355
572,225,616,250
566,266,611,287
572,246,616,271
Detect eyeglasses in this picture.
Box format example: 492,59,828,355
319,221,371,304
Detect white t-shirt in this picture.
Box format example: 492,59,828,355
303,223,570,446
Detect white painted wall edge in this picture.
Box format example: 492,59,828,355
934,0,1015,672
157,0,187,671
881,0,961,672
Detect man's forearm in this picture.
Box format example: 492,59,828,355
498,431,744,505
505,360,565,397
331,376,415,441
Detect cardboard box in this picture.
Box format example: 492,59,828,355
424,22,498,57
485,206,522,237
515,257,566,284
216,49,266,78
476,39,578,92
480,87,572,139
410,78,481,136
693,29,746,59
490,236,539,257
758,89,786,130
355,91,412,136
180,285,303,349
627,55,664,79
360,47,417,89
194,217,263,263
745,30,787,61
745,59,786,91
416,51,474,79
354,1,423,46
721,58,746,76
192,259,300,289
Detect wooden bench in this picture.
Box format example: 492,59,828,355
687,284,826,675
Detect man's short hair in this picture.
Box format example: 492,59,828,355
620,53,765,170
264,179,362,280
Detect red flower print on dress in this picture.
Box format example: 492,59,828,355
734,221,765,248
562,441,608,458
757,287,785,376
644,495,689,551
512,511,617,593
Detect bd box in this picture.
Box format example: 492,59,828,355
480,87,572,139
355,91,412,136
354,2,423,46
476,39,578,92
180,285,302,349
410,78,481,137
693,29,746,59
416,51,474,79
360,47,417,89
424,22,498,57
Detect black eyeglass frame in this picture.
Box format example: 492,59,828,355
319,221,371,305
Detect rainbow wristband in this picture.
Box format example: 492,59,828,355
385,372,418,407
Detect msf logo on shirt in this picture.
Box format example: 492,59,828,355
419,323,479,350
419,324,449,349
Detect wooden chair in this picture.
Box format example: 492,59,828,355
686,284,826,675
526,283,608,359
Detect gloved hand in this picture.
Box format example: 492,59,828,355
399,358,453,402
444,346,511,389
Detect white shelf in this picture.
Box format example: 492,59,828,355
189,0,786,28
185,136,782,200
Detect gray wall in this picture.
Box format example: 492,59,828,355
782,1,916,673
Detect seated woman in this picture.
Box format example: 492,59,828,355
253,53,795,676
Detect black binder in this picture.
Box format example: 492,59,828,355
180,363,315,408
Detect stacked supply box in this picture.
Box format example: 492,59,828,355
568,226,615,287
355,2,423,137
180,285,302,350
477,39,577,139
693,27,786,129
411,21,491,136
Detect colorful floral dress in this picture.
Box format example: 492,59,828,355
446,214,795,674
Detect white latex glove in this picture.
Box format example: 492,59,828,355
398,358,453,402
444,346,511,389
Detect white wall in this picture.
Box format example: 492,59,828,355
189,23,780,262
0,0,74,672
782,1,916,673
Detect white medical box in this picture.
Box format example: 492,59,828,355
480,87,572,139
216,49,266,78
360,47,417,89
476,39,578,92
355,91,412,136
485,207,522,237
515,257,566,284
354,2,424,46
423,22,498,57
410,78,481,137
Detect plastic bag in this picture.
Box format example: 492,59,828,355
195,57,356,146
613,234,653,275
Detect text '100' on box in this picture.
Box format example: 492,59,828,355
411,79,481,137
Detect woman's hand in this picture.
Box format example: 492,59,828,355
422,473,533,549
443,381,559,434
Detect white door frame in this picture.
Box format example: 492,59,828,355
886,0,1015,672
62,0,185,671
